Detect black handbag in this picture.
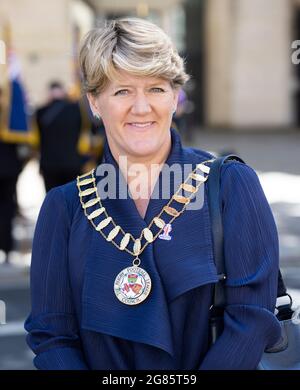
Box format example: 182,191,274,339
207,155,300,370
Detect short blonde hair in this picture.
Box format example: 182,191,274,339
79,17,189,95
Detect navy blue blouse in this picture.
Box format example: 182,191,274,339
24,128,281,370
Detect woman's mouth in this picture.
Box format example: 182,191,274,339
126,121,155,129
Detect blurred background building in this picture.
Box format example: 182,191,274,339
0,0,300,369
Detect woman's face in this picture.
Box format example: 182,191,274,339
88,70,179,162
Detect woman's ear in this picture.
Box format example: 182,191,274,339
173,89,180,111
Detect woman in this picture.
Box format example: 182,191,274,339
24,17,281,370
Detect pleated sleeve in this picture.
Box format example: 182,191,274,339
24,187,89,369
200,162,281,370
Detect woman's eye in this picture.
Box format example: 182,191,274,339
150,87,165,93
114,89,129,96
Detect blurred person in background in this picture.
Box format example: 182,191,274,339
36,81,82,192
0,87,23,265
76,96,105,173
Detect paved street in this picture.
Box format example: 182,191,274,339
0,129,300,370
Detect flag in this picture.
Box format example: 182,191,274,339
0,22,37,145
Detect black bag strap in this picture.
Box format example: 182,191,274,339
207,155,287,309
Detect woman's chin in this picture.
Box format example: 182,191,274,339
127,146,157,158
122,135,158,155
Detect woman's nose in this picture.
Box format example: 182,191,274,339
131,93,151,115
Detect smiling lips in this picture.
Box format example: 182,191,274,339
126,122,155,128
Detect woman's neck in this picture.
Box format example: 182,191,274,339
111,140,171,200
108,143,170,219
122,150,169,201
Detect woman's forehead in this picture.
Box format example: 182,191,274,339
108,71,169,88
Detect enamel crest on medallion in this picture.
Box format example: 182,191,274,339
114,266,152,305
